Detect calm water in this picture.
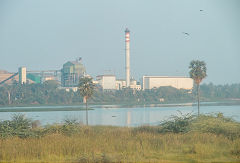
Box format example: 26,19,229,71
0,104,239,126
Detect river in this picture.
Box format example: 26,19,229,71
0,104,239,126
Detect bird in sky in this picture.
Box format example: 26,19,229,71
182,32,190,36
200,10,203,11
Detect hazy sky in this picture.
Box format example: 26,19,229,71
0,0,239,84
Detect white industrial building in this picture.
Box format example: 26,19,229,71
116,79,141,90
142,76,193,90
129,79,141,90
96,75,141,91
97,75,116,90
116,80,126,90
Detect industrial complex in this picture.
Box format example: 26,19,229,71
61,58,86,87
0,28,193,91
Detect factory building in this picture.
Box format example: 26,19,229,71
116,80,126,90
27,74,41,83
115,79,141,90
27,71,61,84
116,79,141,90
97,75,116,90
129,79,142,90
142,76,193,90
61,59,86,87
96,75,141,91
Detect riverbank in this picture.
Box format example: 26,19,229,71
0,114,239,163
0,106,88,112
1,100,240,112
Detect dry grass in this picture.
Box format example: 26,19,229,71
0,113,239,162
0,125,239,163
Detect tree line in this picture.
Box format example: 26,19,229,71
0,81,240,106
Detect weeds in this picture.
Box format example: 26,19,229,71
0,113,239,162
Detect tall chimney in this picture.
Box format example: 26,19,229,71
125,28,130,87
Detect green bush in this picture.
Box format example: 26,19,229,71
159,112,195,133
61,118,81,136
190,113,240,139
10,114,32,130
0,114,35,138
132,112,240,141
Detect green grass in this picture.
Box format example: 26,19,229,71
0,114,239,163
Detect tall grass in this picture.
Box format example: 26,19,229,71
0,113,239,162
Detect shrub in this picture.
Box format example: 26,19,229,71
0,114,37,138
159,111,195,133
190,113,240,140
61,118,81,136
10,114,32,130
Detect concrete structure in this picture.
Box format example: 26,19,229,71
97,75,116,90
125,28,130,87
18,67,27,84
130,79,141,90
116,80,126,90
142,76,193,90
28,70,61,84
61,59,86,87
115,79,141,90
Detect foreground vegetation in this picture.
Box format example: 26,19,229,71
0,113,239,162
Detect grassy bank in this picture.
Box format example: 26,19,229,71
0,114,239,162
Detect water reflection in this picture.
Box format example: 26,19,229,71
0,105,239,126
127,111,131,127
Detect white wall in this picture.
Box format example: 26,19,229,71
97,75,116,90
143,76,193,90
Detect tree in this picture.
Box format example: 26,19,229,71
78,77,95,125
189,60,207,116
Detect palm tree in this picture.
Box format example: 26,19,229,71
78,77,95,125
189,60,207,116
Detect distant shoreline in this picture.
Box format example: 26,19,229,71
0,100,239,112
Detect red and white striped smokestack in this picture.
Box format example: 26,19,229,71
125,28,130,87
